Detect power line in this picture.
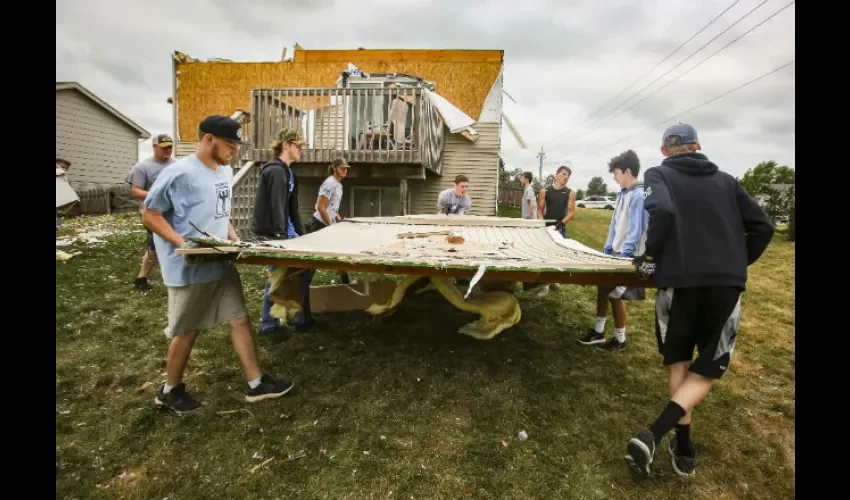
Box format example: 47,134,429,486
555,0,741,141
566,0,795,146
562,0,772,146
585,59,795,153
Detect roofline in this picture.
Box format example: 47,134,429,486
56,82,151,139
173,48,504,65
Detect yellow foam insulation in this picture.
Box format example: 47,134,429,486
428,277,521,340
266,267,519,339
268,267,302,325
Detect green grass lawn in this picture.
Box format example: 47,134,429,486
56,208,794,499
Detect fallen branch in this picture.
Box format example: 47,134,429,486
250,457,274,473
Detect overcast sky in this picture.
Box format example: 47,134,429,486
56,0,794,193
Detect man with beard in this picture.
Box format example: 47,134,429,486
143,115,294,414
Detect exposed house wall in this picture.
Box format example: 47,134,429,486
56,88,143,185
173,49,503,141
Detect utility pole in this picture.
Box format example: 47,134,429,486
536,146,546,183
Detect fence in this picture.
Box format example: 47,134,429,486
498,184,524,208
62,184,139,217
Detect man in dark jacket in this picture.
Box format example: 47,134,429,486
625,123,775,478
252,128,314,334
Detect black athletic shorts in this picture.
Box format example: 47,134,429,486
654,286,742,379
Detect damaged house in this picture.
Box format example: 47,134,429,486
170,48,523,237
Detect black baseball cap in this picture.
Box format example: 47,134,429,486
199,115,247,144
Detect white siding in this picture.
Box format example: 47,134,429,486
56,89,140,186
175,142,197,158
314,102,346,150
409,121,500,216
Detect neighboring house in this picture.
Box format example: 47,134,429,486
56,82,150,186
169,48,521,236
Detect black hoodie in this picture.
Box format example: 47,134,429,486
643,152,774,290
251,158,305,239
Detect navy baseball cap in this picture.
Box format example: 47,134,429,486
662,123,699,147
199,115,247,144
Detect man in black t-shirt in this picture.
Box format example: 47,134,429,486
536,166,576,238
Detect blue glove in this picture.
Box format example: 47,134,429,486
603,246,613,255
621,251,633,259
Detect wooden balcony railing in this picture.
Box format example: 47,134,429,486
246,87,445,174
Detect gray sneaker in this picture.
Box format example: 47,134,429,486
578,328,606,345
154,383,201,414
668,436,696,477
625,429,656,476
597,337,627,352
245,375,295,403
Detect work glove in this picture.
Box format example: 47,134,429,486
631,255,656,280
554,220,566,232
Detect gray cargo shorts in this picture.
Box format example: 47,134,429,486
164,266,249,339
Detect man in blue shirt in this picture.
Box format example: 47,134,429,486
578,149,648,352
251,128,314,334
143,115,295,414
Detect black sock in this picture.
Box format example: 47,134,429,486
675,424,695,457
648,401,686,445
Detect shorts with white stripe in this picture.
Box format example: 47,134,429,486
654,286,742,379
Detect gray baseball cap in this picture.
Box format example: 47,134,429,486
662,123,699,147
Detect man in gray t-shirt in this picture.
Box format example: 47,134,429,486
126,133,174,291
308,158,352,285
520,171,537,219
437,174,472,215
312,165,346,226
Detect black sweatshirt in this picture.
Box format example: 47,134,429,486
643,152,775,290
251,158,305,239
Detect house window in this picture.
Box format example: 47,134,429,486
351,186,405,217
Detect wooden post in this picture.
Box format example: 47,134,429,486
106,190,112,215
400,178,408,215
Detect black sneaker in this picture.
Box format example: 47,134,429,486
625,429,656,476
154,383,201,414
134,277,153,292
597,337,627,352
245,375,295,403
578,329,606,345
668,436,696,477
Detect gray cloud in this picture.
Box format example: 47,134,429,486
55,0,794,191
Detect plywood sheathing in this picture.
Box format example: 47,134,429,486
175,49,503,141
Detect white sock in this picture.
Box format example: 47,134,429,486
594,317,606,334
614,327,626,343
248,377,262,389
163,383,176,394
